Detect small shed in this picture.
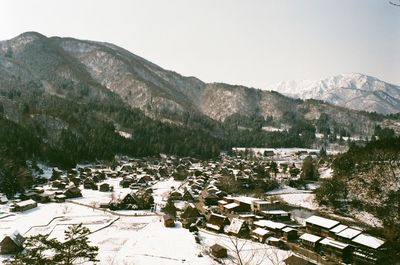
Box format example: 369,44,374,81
282,227,298,241
0,231,25,254
11,199,37,212
284,255,315,265
210,244,227,258
163,214,175,227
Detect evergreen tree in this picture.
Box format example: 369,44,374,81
163,197,177,218
5,224,98,265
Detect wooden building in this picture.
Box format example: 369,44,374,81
163,214,175,227
226,218,249,237
210,244,227,258
299,233,322,251
282,227,298,241
284,255,315,265
0,231,25,254
206,213,230,233
11,199,37,212
251,228,273,243
305,215,340,237
319,237,353,264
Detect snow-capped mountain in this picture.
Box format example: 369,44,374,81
268,73,400,114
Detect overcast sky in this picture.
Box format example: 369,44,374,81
1,0,399,88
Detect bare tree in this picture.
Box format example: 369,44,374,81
214,236,290,265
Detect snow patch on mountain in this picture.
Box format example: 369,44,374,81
268,73,400,114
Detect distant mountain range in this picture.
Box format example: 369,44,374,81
268,73,400,114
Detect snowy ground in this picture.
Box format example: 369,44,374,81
198,229,292,265
266,186,318,210
0,174,293,265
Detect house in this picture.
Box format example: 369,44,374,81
223,202,241,214
169,190,183,201
351,233,386,265
319,237,353,264
284,255,315,265
203,193,220,205
251,228,273,243
99,183,111,192
253,220,287,237
252,200,280,213
226,218,249,237
54,194,67,203
232,197,257,212
11,199,37,212
261,210,291,221
210,244,227,258
120,192,138,206
163,214,175,227
64,187,82,198
305,215,340,237
83,178,98,190
266,236,284,247
0,231,25,254
181,203,202,228
206,213,230,233
282,227,298,241
299,233,322,251
182,189,197,202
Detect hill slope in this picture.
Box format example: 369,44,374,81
0,32,398,168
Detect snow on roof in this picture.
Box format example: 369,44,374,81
320,238,349,250
252,228,272,236
227,218,245,234
267,236,280,242
299,233,322,243
282,227,296,233
330,224,348,234
253,200,273,205
352,234,385,249
336,228,362,239
15,199,36,207
233,196,258,205
224,202,240,210
206,223,221,231
253,220,286,230
305,215,339,229
263,210,289,216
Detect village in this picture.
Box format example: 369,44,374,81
0,148,387,265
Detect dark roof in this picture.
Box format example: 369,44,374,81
181,204,200,219
2,231,25,247
284,255,315,265
211,244,226,252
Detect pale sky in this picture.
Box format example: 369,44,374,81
1,0,399,87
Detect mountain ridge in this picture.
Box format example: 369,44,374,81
0,32,398,167
268,73,400,114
